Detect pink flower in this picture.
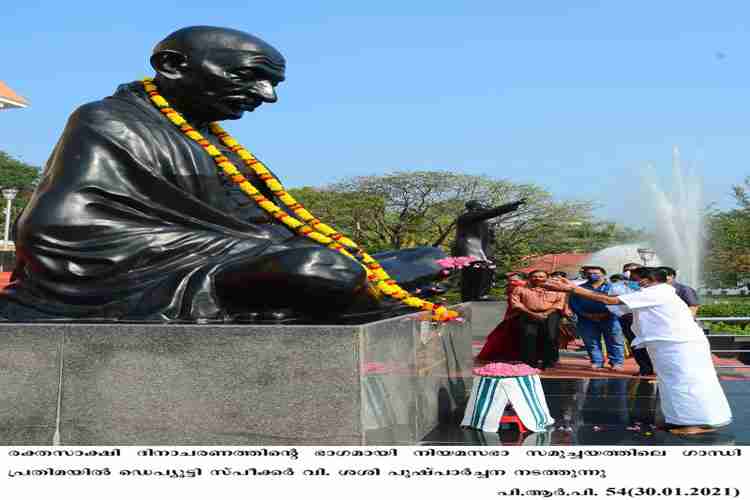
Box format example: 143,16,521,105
473,362,541,377
364,362,389,374
435,256,479,270
363,361,411,375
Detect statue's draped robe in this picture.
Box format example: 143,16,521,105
3,82,443,321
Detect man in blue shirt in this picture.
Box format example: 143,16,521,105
568,266,626,371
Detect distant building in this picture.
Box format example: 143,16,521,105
0,81,29,111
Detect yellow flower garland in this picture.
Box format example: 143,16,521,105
142,78,458,322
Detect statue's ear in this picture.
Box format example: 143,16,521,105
150,50,189,80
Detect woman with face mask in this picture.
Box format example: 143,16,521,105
543,267,732,435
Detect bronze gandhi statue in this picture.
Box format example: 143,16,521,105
1,26,449,323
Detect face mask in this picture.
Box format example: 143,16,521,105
587,273,602,281
626,279,641,290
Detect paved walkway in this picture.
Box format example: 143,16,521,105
472,338,750,380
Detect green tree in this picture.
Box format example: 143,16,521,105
288,171,642,276
731,176,750,210
704,178,750,287
292,171,570,256
0,150,41,234
0,151,39,190
287,186,388,251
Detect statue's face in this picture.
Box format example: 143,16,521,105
182,48,285,121
152,28,287,122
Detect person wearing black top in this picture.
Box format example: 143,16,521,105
659,267,700,317
620,263,655,376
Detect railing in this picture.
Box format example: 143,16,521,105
697,317,750,350
694,318,749,371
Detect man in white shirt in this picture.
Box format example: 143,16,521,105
543,267,732,435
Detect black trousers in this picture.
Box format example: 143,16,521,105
460,262,495,301
618,313,654,375
518,311,561,368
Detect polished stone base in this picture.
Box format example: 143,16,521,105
423,378,750,446
467,301,505,340
0,304,472,445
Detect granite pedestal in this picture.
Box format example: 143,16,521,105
0,304,472,445
468,301,506,341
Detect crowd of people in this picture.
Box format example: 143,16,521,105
480,263,700,372
476,263,732,435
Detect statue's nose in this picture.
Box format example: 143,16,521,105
251,80,277,103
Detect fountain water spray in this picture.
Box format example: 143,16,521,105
642,147,704,288
582,148,703,287
583,243,662,276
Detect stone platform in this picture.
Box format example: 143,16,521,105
423,378,750,446
0,304,472,445
467,301,505,339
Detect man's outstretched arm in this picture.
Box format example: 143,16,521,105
543,278,623,305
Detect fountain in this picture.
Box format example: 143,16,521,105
581,147,703,287
582,243,663,276
642,147,704,288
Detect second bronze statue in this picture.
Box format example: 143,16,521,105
452,199,525,301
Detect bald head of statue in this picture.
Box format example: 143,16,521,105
150,26,286,124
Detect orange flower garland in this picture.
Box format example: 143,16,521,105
142,78,458,322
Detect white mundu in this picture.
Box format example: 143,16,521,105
619,284,732,427
461,374,554,432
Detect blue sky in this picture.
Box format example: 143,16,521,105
2,2,749,227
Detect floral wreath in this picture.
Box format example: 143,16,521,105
142,78,458,322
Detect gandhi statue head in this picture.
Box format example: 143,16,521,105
150,26,286,124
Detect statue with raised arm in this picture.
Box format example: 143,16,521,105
0,26,455,323
452,199,525,301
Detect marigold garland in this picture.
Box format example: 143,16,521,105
142,78,458,322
